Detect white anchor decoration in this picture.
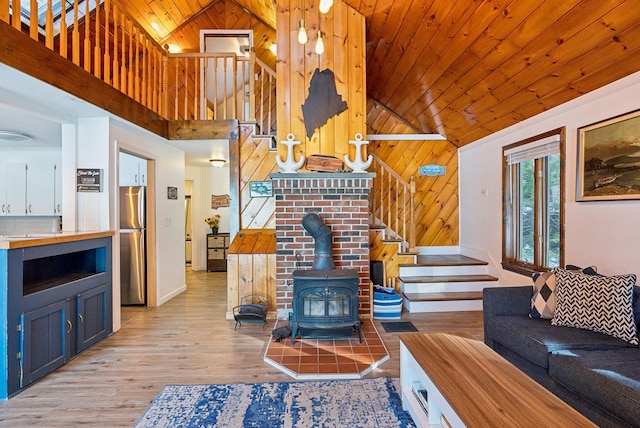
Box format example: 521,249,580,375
344,133,373,173
276,133,305,173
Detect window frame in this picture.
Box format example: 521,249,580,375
502,128,565,276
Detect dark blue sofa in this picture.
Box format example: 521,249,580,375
483,286,640,428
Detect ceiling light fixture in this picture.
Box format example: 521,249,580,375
209,159,227,168
319,0,333,14
298,19,308,44
315,31,325,55
269,43,277,55
0,130,32,142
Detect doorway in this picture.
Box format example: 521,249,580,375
185,180,193,266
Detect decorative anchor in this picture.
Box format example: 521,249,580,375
344,133,373,173
275,133,305,173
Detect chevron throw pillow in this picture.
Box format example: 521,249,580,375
552,269,638,345
530,270,557,319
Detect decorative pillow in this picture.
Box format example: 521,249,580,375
551,269,638,345
565,264,599,276
530,270,557,319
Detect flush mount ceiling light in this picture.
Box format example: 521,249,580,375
210,159,227,168
0,130,32,142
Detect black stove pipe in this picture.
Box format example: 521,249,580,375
301,212,335,270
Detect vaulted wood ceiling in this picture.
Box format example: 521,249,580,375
122,0,640,147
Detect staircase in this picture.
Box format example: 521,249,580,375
399,253,498,313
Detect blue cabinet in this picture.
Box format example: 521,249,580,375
0,236,112,398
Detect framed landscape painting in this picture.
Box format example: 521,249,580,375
577,109,640,201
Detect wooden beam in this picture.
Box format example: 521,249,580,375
167,119,239,140
0,20,168,139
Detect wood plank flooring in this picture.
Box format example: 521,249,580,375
0,269,483,427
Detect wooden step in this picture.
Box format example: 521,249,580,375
402,291,483,302
402,254,488,267
399,274,498,284
369,224,386,230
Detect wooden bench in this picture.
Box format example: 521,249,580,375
399,333,596,427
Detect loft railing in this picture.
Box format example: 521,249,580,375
0,0,277,133
370,154,417,254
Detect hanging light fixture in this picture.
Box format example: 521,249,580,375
319,0,333,14
315,31,325,55
297,19,308,44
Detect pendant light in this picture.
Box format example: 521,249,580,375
297,19,308,44
315,31,325,55
319,0,333,14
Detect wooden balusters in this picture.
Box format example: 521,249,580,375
29,0,37,40
11,0,20,30
371,155,417,254
83,0,90,72
45,0,53,49
59,0,67,59
72,0,80,65
103,0,110,84
112,3,119,89
0,0,9,25
94,0,101,78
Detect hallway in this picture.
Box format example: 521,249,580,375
0,269,482,427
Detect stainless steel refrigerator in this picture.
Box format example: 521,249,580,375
120,186,146,305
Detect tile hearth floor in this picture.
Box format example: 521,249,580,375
263,320,390,380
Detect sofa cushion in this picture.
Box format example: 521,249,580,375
485,315,636,369
530,270,556,319
552,269,638,345
549,349,640,427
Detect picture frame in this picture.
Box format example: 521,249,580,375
577,109,640,201
167,186,178,200
249,180,273,198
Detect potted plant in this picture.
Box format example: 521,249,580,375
205,214,222,234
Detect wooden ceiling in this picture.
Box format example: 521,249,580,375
121,0,640,147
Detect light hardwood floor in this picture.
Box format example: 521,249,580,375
0,269,483,427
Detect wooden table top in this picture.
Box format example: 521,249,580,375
400,333,596,428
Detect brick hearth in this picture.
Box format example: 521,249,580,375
271,172,375,320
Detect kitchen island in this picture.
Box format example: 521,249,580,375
0,231,114,399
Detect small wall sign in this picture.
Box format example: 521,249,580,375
167,186,178,200
76,168,103,192
249,181,273,198
419,164,446,177
211,194,231,209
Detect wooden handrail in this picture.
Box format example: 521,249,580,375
370,154,417,253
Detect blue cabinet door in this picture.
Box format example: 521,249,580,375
21,300,71,387
76,283,112,353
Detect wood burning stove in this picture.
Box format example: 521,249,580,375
290,268,361,345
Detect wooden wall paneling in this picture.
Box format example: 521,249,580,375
238,253,255,300
275,1,291,150
227,253,240,313
347,5,366,154
332,1,350,160
318,3,335,156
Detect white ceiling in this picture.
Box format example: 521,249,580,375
0,63,226,165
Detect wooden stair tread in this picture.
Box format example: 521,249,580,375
369,224,386,230
400,254,488,267
382,238,402,243
402,291,483,302
399,274,498,283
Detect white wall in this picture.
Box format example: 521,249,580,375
460,70,640,284
185,164,230,271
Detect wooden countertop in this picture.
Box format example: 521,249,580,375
228,229,276,254
400,333,596,428
0,231,114,249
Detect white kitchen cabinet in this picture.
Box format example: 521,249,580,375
26,162,56,215
119,152,147,186
0,163,27,216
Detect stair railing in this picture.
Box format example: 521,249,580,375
0,0,276,129
370,154,417,254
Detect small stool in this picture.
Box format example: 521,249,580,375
232,294,268,330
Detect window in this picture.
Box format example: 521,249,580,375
502,128,565,275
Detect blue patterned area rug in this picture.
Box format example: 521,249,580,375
135,376,415,428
